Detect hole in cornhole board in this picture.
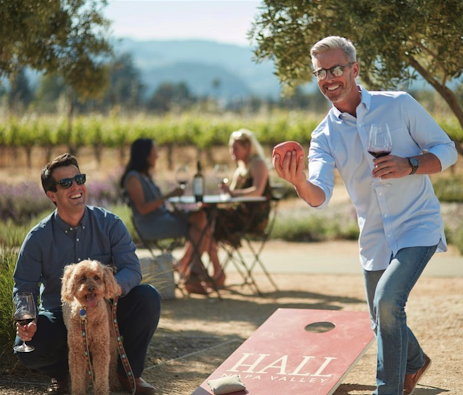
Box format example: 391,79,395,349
192,309,374,395
305,322,336,333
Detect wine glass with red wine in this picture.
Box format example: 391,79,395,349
13,292,37,352
367,123,392,186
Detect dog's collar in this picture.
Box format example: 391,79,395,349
79,307,87,322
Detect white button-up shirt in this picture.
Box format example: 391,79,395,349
309,86,458,270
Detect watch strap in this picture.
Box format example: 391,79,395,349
407,157,418,175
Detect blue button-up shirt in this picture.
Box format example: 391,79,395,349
13,206,142,311
309,86,458,270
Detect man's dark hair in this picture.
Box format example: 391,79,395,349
41,153,80,194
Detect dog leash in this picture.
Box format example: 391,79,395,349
79,296,136,395
79,307,96,387
112,296,137,395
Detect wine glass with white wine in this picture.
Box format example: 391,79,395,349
175,165,189,200
214,164,229,200
13,292,37,353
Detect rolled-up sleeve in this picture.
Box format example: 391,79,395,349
404,94,458,171
308,123,336,210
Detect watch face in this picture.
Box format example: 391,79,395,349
408,157,419,174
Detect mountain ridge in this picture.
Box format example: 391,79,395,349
114,38,285,99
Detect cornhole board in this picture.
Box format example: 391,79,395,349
192,308,374,395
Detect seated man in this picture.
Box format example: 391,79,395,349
13,153,160,394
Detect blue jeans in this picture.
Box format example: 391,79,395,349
15,284,161,380
363,245,437,395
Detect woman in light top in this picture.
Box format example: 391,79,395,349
120,138,223,295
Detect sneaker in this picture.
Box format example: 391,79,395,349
404,354,431,395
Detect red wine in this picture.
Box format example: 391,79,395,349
368,150,391,158
15,317,35,326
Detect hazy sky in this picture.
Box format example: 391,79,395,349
104,1,262,46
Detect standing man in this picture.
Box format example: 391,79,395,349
13,153,160,394
273,36,457,395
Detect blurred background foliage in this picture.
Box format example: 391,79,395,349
0,111,461,170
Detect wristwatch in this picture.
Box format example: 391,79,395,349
407,157,419,175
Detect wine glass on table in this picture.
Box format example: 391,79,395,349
214,164,229,201
175,165,189,200
367,123,392,187
13,292,37,352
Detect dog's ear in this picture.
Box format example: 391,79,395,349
102,264,120,299
61,263,78,303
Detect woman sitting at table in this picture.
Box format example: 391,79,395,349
208,129,272,286
120,138,223,295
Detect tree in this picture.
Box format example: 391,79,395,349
148,82,195,113
105,53,145,112
250,0,463,155
34,74,67,112
8,67,33,112
0,0,112,100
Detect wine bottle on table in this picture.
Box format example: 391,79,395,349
193,161,204,202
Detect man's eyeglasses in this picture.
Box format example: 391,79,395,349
55,174,86,189
313,62,355,80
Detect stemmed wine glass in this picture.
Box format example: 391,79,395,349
175,165,189,190
214,164,229,200
13,292,37,352
367,123,392,187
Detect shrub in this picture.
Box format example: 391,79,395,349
86,178,124,207
272,215,329,242
454,226,463,255
0,179,125,245
433,175,463,203
271,201,358,242
0,183,53,225
0,247,18,353
0,219,35,248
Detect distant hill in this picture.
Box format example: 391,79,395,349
113,38,286,99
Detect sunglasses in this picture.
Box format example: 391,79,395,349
231,131,250,143
55,174,87,189
313,62,355,80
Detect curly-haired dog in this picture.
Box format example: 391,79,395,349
61,260,121,395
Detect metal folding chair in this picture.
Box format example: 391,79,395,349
219,190,281,295
125,191,222,298
123,190,187,296
130,211,188,296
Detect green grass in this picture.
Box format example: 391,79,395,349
0,247,18,356
455,227,463,255
433,175,463,202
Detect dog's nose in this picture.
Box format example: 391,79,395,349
87,286,95,292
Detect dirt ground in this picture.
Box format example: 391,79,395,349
1,263,462,395
1,147,462,394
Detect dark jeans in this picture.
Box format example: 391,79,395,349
15,284,161,380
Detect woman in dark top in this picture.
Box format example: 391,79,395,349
120,138,222,295
208,129,272,285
